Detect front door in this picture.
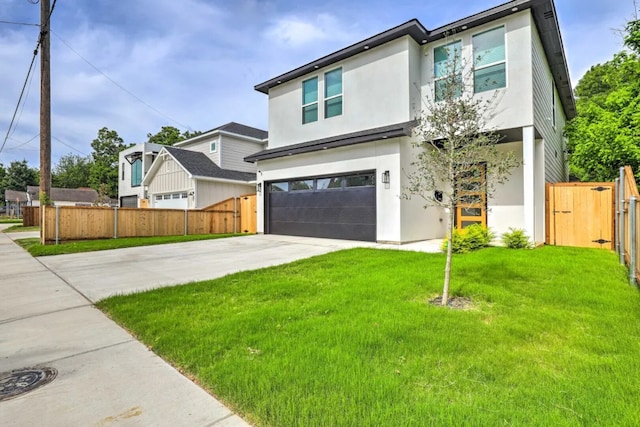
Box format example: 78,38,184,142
456,163,487,229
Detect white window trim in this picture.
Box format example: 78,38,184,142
302,76,319,124
472,25,507,93
210,138,219,153
324,68,343,119
433,40,463,102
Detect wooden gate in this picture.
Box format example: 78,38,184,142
546,183,615,249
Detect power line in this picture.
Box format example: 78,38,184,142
0,0,56,155
0,20,40,26
50,30,193,131
0,52,38,155
52,136,89,157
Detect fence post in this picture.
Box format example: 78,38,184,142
619,168,626,265
55,205,59,245
615,177,620,258
629,197,637,285
184,209,188,236
113,207,118,239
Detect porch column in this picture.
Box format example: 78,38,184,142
523,125,535,241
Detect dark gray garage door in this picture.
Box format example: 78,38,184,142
120,195,138,208
267,171,376,241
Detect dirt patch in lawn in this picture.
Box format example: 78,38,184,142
429,296,474,310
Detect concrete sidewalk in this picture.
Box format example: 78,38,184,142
0,225,250,426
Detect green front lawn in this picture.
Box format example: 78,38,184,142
0,218,23,224
98,246,640,426
16,233,245,256
3,225,39,232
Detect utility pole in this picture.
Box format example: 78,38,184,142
40,0,51,242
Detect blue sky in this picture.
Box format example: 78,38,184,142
0,0,636,168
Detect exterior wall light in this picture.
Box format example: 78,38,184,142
257,183,262,193
381,170,390,184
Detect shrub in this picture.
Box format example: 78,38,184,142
501,228,532,249
441,224,494,254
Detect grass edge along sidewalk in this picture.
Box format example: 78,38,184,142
15,233,246,256
98,245,640,426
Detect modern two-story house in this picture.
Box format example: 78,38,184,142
118,142,164,207
141,122,267,209
245,0,575,244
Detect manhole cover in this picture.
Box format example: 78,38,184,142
0,367,57,402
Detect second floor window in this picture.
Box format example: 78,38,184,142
131,158,142,187
434,41,462,102
302,77,318,124
324,68,342,118
473,26,506,93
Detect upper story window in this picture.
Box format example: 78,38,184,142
210,139,218,153
473,26,506,93
434,41,462,102
131,158,142,187
121,162,125,181
324,68,343,118
302,77,318,124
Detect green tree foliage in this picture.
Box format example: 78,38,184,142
2,160,39,191
147,126,202,146
565,21,640,181
52,153,93,189
89,127,128,198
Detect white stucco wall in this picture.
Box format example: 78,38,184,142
399,139,448,241
420,10,535,131
266,37,419,149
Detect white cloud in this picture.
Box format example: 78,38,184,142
264,13,354,48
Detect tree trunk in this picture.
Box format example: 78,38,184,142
442,205,455,306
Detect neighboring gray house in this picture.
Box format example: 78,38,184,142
141,123,267,209
118,142,163,207
246,0,575,244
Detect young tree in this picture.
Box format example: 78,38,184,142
53,153,92,188
403,42,520,306
147,126,202,146
89,127,128,198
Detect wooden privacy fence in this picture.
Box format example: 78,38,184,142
42,194,256,244
22,206,40,227
546,182,615,250
616,166,640,285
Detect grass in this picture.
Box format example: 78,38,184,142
97,246,640,426
3,224,39,232
0,218,23,224
16,233,245,256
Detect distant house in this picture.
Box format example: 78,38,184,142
26,186,100,206
118,122,267,209
3,186,100,216
118,142,163,208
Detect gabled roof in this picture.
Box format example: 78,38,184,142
175,122,268,148
161,146,255,182
4,189,28,203
254,0,575,119
26,186,99,203
212,122,268,140
245,121,415,162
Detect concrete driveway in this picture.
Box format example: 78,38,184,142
38,234,389,302
39,234,442,302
